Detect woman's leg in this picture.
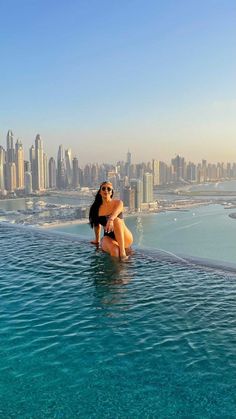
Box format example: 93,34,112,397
101,236,120,258
113,218,133,258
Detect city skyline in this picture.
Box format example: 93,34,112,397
1,1,235,164
1,130,236,167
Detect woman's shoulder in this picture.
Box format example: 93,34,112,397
112,198,123,205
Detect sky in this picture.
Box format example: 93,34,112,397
0,0,235,165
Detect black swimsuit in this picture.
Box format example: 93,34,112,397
98,213,123,240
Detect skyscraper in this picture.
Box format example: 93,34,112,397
72,157,79,189
171,155,185,182
186,162,197,182
7,162,17,192
152,160,169,186
35,134,44,191
130,178,143,211
123,186,135,210
24,172,32,195
125,150,131,178
91,163,99,186
49,157,56,189
57,145,66,189
29,145,36,191
143,172,153,203
0,146,5,192
65,148,73,187
6,130,15,163
43,153,49,189
15,140,24,189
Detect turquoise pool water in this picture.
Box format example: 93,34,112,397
1,224,236,418
52,204,236,265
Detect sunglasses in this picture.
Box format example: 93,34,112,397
101,186,112,192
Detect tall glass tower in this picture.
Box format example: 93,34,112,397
6,130,15,163
0,146,5,192
15,140,24,189
57,145,66,189
35,134,44,191
143,172,153,203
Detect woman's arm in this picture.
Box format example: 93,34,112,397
105,200,124,232
91,224,101,245
109,199,124,220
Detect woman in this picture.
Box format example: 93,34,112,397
89,181,133,260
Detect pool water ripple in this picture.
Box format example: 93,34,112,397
1,224,236,418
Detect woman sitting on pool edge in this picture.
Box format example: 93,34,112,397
89,181,133,260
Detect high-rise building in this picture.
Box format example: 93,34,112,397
91,163,99,187
15,140,24,189
35,134,44,190
106,170,118,190
136,164,144,180
171,155,185,182
72,157,79,189
201,159,207,182
98,165,107,183
25,172,32,195
0,146,5,192
125,150,131,178
152,159,161,186
226,162,231,178
24,161,31,173
129,164,137,179
6,130,15,163
130,178,143,211
143,172,153,203
84,164,92,187
29,145,36,191
7,162,17,192
57,145,66,189
116,161,126,178
43,153,49,189
49,157,56,189
186,162,197,182
65,148,73,187
123,186,135,210
127,150,131,165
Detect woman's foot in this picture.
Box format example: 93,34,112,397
120,255,129,261
120,251,129,261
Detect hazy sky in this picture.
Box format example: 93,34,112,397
0,0,235,165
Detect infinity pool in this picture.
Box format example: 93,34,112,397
1,224,236,418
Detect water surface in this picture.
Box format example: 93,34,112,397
52,204,236,265
1,224,236,418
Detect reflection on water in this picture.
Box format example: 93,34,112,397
136,216,144,246
89,251,133,309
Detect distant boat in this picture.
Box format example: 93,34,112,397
25,199,34,206
35,200,46,207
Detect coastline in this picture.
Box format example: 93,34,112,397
24,200,213,228
41,219,89,228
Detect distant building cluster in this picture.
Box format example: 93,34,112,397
153,156,236,185
0,130,82,196
1,130,236,211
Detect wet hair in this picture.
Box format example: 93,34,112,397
89,182,114,228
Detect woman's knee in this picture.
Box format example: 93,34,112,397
110,246,119,258
101,237,119,257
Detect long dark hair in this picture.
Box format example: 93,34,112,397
89,182,114,228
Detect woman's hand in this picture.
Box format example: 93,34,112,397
90,240,100,247
105,218,114,233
